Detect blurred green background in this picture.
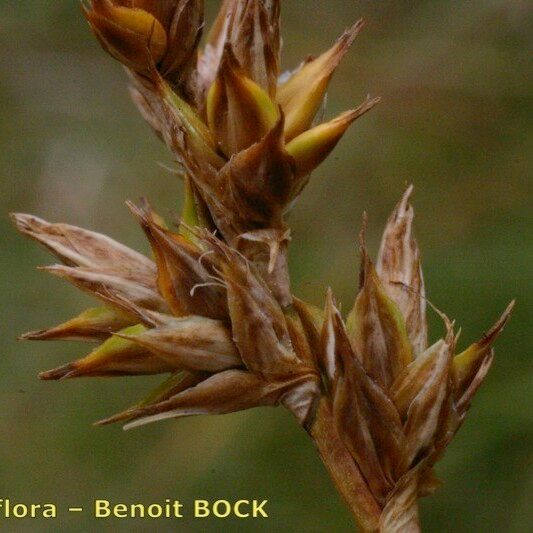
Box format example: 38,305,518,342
1,0,531,531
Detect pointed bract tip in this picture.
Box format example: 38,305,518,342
37,264,64,275
125,199,162,233
118,404,170,430
10,212,28,228
345,18,366,42
318,17,365,65
322,17,365,67
18,330,47,341
123,416,156,431
353,95,381,116
39,364,79,381
125,199,143,220
404,183,415,200
324,287,337,310
359,211,369,250
94,409,136,426
10,212,47,235
478,300,515,348
393,184,415,216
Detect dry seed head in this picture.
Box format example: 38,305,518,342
13,3,513,531
94,1,378,245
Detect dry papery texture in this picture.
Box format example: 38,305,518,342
12,2,513,531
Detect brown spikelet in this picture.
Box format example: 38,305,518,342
377,185,427,355
19,306,135,342
348,243,413,390
278,19,365,141
115,316,241,373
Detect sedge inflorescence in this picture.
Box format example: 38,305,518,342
13,2,513,531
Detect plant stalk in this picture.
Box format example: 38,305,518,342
309,398,381,531
309,398,421,532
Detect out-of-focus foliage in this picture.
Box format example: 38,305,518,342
1,1,531,531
